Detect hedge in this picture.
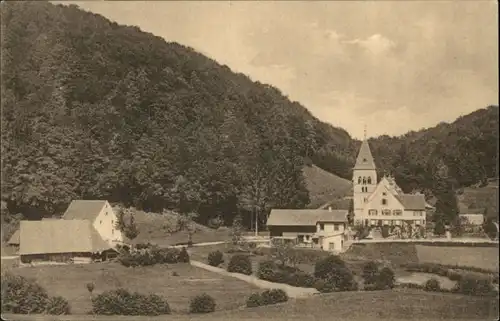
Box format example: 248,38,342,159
207,250,224,267
1,273,71,315
401,262,498,283
189,293,216,314
118,246,190,267
91,288,170,315
257,260,316,288
227,255,252,275
246,289,288,308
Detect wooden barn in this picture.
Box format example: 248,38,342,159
19,219,117,264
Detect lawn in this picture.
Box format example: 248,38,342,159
415,244,499,271
8,262,260,315
6,288,496,321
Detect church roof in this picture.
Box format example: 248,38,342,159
354,139,376,170
395,194,426,211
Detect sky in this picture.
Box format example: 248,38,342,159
62,1,498,139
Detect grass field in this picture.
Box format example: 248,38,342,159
7,262,259,315
4,289,497,320
302,165,352,209
415,245,499,271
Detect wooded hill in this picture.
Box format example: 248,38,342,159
1,2,498,227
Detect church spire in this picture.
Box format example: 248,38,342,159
354,128,376,170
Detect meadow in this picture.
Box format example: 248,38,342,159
415,244,499,271
3,289,498,321
7,262,259,315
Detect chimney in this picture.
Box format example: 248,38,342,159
328,206,332,212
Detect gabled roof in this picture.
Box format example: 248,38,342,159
395,194,426,211
62,200,107,221
267,209,347,226
19,220,111,255
7,229,20,245
354,139,376,170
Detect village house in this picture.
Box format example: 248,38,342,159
457,203,485,226
267,208,349,252
19,219,116,264
352,136,433,228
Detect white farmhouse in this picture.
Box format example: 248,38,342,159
62,200,124,246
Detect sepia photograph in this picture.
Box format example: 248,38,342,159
1,1,498,320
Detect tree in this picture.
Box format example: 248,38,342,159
176,212,199,246
375,267,395,290
434,217,446,236
124,214,139,241
230,214,244,245
347,199,354,225
272,241,297,267
482,218,498,240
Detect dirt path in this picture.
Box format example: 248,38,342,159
190,260,319,299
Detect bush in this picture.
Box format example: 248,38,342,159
246,293,264,308
260,289,288,305
227,254,252,275
314,255,347,279
424,278,441,292
257,260,316,288
45,296,71,315
453,276,496,296
257,260,278,280
286,271,316,288
362,261,379,285
375,267,395,290
118,247,189,267
189,293,216,314
381,225,390,238
1,273,49,314
314,255,356,291
178,247,190,263
91,288,170,315
207,250,224,267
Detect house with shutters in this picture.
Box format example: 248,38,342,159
352,136,433,227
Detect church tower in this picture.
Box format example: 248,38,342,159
352,127,377,225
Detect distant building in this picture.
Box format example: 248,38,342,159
352,137,433,227
62,200,124,246
266,208,349,252
19,220,116,264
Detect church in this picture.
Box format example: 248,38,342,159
352,136,431,227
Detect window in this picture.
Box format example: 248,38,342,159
362,177,367,184
382,209,391,216
105,212,108,216
305,235,310,241
329,242,335,250
381,199,387,205
112,229,114,235
364,197,368,203
382,192,387,196
413,211,423,216
369,209,377,216
100,220,102,224
358,177,362,184
367,177,372,184
393,210,402,216
334,224,339,231
319,223,325,231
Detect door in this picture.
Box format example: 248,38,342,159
329,242,335,251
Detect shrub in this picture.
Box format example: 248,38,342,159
178,247,190,263
45,296,71,315
453,276,496,296
227,254,252,275
375,267,395,290
287,271,316,288
424,278,441,292
362,261,379,285
189,293,216,314
260,289,288,305
91,288,170,315
246,293,264,308
207,250,224,267
314,255,347,279
314,255,356,291
257,260,278,280
1,273,49,314
381,225,390,238
118,247,189,267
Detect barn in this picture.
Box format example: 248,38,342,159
19,219,117,264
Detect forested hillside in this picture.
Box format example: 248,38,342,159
0,1,357,226
1,2,498,228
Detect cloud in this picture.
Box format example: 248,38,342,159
345,34,396,55
66,1,498,139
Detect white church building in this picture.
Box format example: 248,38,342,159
352,137,432,227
